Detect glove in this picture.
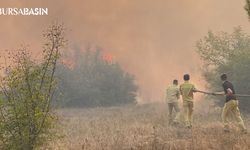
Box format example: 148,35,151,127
211,93,216,96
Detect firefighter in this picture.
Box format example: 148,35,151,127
213,73,247,133
180,74,197,128
166,79,181,125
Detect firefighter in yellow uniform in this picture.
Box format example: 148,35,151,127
180,74,197,128
166,79,181,125
214,74,247,133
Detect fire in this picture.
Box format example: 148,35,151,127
102,53,114,63
61,58,75,69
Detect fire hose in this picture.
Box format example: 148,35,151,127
195,90,250,97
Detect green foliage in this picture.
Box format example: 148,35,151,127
196,27,250,111
0,23,66,149
57,47,138,107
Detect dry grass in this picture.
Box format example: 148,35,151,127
46,103,250,150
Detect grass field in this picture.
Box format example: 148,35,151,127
47,102,250,150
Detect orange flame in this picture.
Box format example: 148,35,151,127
102,53,114,63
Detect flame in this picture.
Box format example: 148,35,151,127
61,58,75,70
102,53,114,64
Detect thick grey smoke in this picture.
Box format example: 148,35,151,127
0,0,250,102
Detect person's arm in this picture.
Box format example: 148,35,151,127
176,88,180,99
165,89,168,102
192,85,197,92
179,86,183,95
222,82,235,96
226,88,233,96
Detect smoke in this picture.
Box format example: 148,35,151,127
0,0,250,102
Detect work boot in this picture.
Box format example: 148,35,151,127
241,129,247,134
186,125,192,129
223,128,230,133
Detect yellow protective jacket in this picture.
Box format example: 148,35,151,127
180,81,196,102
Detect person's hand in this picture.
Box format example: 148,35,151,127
211,92,216,96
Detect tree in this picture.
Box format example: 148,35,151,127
0,23,66,149
196,27,250,111
57,47,138,107
245,0,250,18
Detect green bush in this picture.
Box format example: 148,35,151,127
0,23,66,149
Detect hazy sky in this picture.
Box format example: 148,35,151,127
1,0,250,102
